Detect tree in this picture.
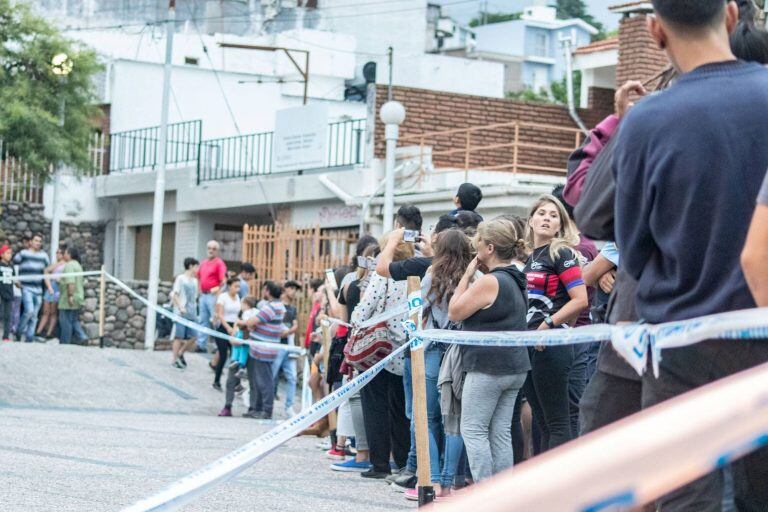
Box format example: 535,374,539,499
469,12,522,28
0,0,102,179
555,0,604,38
506,71,582,107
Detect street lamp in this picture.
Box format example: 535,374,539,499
379,101,405,233
50,52,74,261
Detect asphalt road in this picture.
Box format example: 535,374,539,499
0,342,413,511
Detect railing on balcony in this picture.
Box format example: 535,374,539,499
109,120,202,173
197,118,365,184
399,121,583,176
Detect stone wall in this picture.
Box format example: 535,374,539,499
0,201,105,270
81,277,173,349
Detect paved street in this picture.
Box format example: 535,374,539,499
0,342,412,512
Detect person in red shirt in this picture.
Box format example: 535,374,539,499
196,240,227,351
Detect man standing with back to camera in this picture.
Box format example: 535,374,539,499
613,0,768,509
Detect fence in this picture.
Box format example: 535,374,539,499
109,120,202,173
197,119,365,183
399,120,583,176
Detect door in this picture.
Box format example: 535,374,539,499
134,223,176,282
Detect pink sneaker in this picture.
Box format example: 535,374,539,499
218,407,232,417
404,488,419,501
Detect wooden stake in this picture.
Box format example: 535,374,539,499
407,276,435,506
98,265,106,348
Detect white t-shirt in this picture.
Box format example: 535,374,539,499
216,293,242,323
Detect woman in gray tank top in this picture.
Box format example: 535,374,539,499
448,218,531,482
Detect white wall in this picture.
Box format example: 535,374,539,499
43,172,114,223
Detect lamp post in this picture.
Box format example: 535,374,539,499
50,52,74,261
379,101,405,233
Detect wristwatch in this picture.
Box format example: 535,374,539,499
544,317,556,328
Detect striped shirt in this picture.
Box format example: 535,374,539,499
249,300,286,361
13,249,50,295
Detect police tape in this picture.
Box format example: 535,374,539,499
1,271,103,283
416,307,768,376
322,302,410,331
428,360,768,512
122,339,413,512
104,273,303,355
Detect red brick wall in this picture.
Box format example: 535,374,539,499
374,85,613,173
616,13,669,86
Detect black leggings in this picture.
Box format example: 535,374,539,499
213,325,231,386
522,344,574,452
360,369,410,473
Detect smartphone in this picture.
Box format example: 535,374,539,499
403,229,419,243
324,268,338,291
356,256,371,270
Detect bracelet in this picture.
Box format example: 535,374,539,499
544,316,556,328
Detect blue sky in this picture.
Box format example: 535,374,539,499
435,0,622,31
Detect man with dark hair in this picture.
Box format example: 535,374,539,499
238,262,256,299
243,280,286,419
58,246,86,345
14,233,49,342
451,182,483,216
615,1,768,509
272,280,301,417
395,205,423,231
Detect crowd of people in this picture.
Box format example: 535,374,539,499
288,1,768,509
0,235,88,345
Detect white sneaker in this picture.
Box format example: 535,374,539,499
315,438,332,450
284,406,297,417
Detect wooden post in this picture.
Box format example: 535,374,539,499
407,276,435,506
321,321,337,430
98,265,106,348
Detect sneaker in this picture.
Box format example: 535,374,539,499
344,445,357,457
404,488,419,501
316,438,332,450
330,459,372,472
2,338,10,343
392,474,418,492
284,405,297,417
33,335,47,343
212,382,222,391
172,360,184,370
385,467,406,484
326,447,346,460
218,407,232,417
179,354,188,368
255,411,272,420
242,410,261,418
360,469,390,480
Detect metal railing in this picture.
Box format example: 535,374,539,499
197,119,365,183
399,120,583,176
108,120,202,173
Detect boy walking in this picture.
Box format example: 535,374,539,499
0,246,16,342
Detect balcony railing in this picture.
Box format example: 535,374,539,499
109,120,202,173
399,121,583,176
197,119,365,184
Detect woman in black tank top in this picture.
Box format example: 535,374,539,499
448,218,531,482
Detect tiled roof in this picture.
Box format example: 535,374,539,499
574,37,619,55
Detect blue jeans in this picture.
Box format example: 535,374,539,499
59,309,86,344
402,347,443,483
569,341,601,437
19,288,43,341
272,349,297,410
441,434,466,488
196,293,216,350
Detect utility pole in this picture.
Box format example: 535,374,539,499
387,46,393,101
144,0,175,351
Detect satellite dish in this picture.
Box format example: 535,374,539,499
363,62,377,84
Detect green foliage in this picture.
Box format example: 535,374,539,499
506,71,582,107
0,0,102,178
555,0,604,39
468,11,522,28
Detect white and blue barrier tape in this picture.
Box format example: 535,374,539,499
122,339,413,512
103,273,303,355
416,307,768,376
2,271,103,283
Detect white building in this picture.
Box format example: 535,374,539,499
41,2,563,281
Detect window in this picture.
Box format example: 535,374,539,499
534,33,548,57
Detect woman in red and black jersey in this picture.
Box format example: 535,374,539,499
522,195,589,451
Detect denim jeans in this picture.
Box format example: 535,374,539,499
196,293,216,350
271,348,297,410
19,288,43,340
59,309,86,344
402,347,444,483
441,434,465,488
568,341,600,437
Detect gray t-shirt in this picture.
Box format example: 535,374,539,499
172,274,199,319
759,172,768,205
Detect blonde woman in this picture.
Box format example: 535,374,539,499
448,218,531,482
522,195,589,452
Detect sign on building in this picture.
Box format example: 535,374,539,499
273,104,329,173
